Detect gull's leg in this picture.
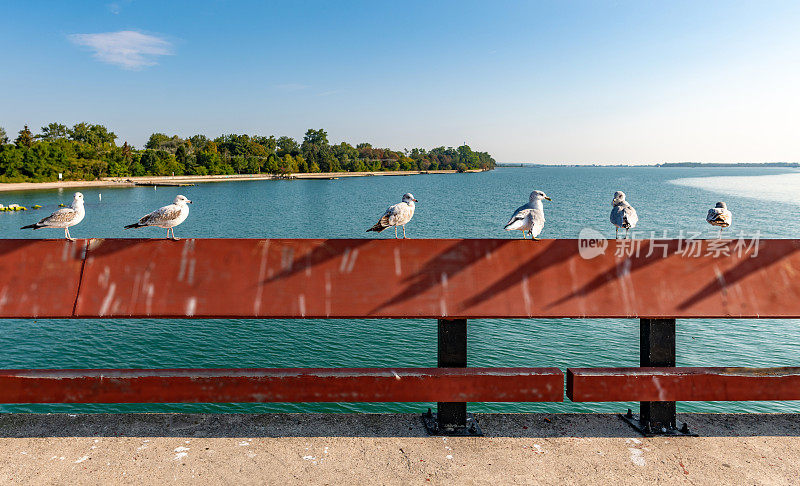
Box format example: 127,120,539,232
171,227,180,241
402,225,407,239
394,226,398,239
615,227,619,239
166,228,170,239
718,227,722,239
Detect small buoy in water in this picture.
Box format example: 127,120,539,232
32,205,42,209
59,203,66,207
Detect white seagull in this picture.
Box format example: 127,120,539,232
124,195,192,240
610,191,638,239
367,193,417,239
706,201,732,237
504,190,551,240
21,192,85,241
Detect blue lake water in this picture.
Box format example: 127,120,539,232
1,166,799,414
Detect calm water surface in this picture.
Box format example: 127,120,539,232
1,167,799,414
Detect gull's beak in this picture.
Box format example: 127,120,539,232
545,196,552,201
187,200,193,204
413,198,418,202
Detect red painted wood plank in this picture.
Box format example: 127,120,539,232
0,240,86,318
67,238,800,318
0,368,564,403
566,367,800,402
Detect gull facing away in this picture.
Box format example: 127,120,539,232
504,190,551,240
124,195,192,240
21,192,85,241
707,201,732,237
367,193,417,239
610,191,638,239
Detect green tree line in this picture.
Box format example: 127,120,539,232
0,123,495,182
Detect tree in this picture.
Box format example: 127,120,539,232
301,129,332,171
276,136,300,157
15,125,34,148
121,141,132,160
146,133,183,153
188,135,209,152
176,144,187,166
253,135,277,154
0,126,7,144
38,123,69,141
67,122,116,146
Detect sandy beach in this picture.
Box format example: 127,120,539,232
0,169,485,193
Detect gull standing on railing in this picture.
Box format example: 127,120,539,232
504,190,551,240
367,193,418,239
124,195,192,240
706,201,732,238
610,191,638,239
21,192,85,241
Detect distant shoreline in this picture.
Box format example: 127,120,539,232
0,169,487,193
498,162,800,168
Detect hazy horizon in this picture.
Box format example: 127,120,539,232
2,0,799,164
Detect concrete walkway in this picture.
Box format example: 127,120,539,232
1,413,798,484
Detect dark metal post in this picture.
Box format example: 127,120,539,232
621,318,694,436
437,318,467,429
422,318,482,435
640,318,676,431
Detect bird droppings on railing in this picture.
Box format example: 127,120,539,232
185,296,197,317
394,247,402,276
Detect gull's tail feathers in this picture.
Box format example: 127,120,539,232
367,215,390,232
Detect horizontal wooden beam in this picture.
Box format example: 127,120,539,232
0,368,564,404
2,238,799,318
567,367,800,402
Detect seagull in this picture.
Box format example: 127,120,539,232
706,201,732,237
367,193,417,239
21,192,85,241
610,191,638,239
504,190,551,240
124,195,192,240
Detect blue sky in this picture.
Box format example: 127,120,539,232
1,1,799,163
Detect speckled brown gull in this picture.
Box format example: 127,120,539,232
124,195,192,240
366,193,417,239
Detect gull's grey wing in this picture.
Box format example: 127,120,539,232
505,208,535,230
611,204,637,228
623,205,638,228
139,204,182,226
505,203,532,227
38,208,78,226
707,208,731,226
610,206,625,227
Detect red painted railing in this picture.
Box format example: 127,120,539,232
1,238,798,435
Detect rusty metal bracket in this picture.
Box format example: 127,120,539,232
619,408,696,437
422,408,483,436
